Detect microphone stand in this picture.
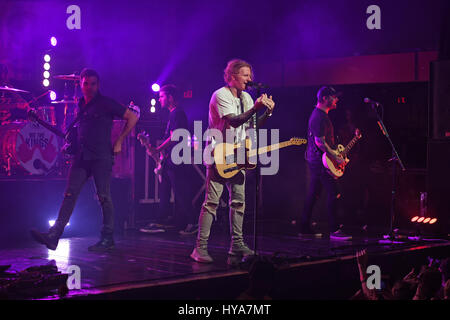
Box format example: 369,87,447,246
240,85,263,266
370,102,406,243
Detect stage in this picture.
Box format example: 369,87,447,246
1,221,449,300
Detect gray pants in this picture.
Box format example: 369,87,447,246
195,167,246,249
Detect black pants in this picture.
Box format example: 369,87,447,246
53,158,114,236
300,161,340,233
158,163,194,229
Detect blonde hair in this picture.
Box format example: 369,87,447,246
224,59,253,85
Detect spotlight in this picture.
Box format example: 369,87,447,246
151,83,160,92
48,220,69,227
151,98,156,106
150,106,156,113
49,90,57,101
50,37,57,47
43,71,50,79
429,218,437,224
44,63,50,71
44,54,51,62
43,79,50,87
417,217,425,223
411,216,419,222
423,218,431,224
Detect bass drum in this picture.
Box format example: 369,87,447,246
0,121,60,175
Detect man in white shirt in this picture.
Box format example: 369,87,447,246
191,59,275,263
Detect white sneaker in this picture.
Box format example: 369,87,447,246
228,243,255,257
190,247,213,263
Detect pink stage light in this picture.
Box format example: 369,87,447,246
423,218,431,224
429,218,437,224
417,217,425,223
411,216,419,222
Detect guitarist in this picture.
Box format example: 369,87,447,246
30,68,139,252
139,85,196,235
190,59,275,263
298,86,352,241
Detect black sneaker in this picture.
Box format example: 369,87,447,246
88,237,115,252
298,227,322,238
179,224,198,236
330,229,352,241
30,229,60,250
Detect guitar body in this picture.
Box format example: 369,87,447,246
214,137,307,179
214,139,255,179
322,144,349,179
322,129,362,179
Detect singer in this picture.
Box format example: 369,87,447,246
190,59,275,263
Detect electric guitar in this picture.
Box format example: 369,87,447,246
28,109,78,155
214,137,307,179
322,128,362,179
137,131,163,183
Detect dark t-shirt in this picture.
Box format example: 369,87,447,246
163,107,188,166
305,108,335,163
77,93,127,160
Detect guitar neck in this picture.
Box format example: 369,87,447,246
248,141,293,157
342,136,359,157
33,117,66,139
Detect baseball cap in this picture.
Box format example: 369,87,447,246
317,86,342,101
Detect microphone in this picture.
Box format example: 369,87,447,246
364,97,381,107
246,81,268,89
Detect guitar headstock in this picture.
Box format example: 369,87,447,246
137,131,150,146
355,128,362,139
290,137,307,145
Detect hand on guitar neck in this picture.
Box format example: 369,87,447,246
137,131,163,182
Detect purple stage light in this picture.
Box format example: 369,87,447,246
43,79,50,87
44,63,50,71
50,37,57,47
150,98,156,106
44,54,51,62
151,83,160,92
150,106,156,113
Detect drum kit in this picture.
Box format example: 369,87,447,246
0,74,80,176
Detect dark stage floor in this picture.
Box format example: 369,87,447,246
1,223,449,300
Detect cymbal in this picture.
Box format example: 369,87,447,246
53,74,80,81
51,99,77,104
0,86,29,93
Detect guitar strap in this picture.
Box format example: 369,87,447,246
64,98,96,135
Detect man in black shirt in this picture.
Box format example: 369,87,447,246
299,86,351,240
139,84,196,235
31,68,139,251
